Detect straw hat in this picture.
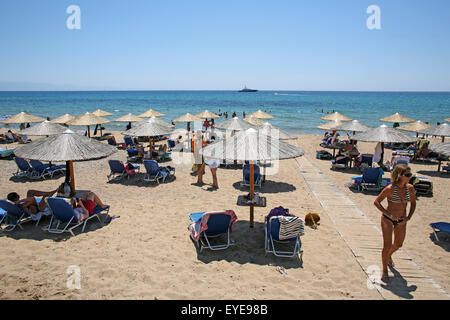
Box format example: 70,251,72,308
0,112,45,124
113,113,142,123
334,120,370,133
258,122,297,140
320,112,352,122
317,120,343,130
13,129,117,162
17,120,67,136
379,112,414,123
249,110,274,119
173,113,202,123
353,125,417,143
50,114,75,124
244,115,266,126
67,112,110,126
138,109,165,117
92,109,113,117
195,110,220,119
215,117,257,131
397,120,432,133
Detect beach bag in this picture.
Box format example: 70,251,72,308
304,212,320,229
316,150,332,160
56,182,73,198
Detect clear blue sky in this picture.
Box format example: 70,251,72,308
0,0,449,91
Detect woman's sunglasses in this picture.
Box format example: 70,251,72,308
403,172,413,177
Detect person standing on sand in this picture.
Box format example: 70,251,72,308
374,164,416,282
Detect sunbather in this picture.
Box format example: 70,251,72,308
70,198,90,222
7,189,58,214
73,191,108,215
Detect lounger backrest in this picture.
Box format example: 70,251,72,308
362,168,381,183
361,154,373,166
267,216,298,242
47,197,76,223
108,160,125,173
124,136,134,147
167,139,175,148
204,213,232,236
243,164,260,180
0,199,26,218
29,159,46,170
144,160,159,175
107,138,116,146
15,157,31,171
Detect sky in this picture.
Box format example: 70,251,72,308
0,0,449,91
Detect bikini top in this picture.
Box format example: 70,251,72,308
388,185,410,204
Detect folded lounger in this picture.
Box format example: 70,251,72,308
188,210,237,252
265,215,304,259
430,222,450,242
46,197,109,237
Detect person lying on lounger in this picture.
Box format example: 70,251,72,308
71,191,109,216
7,189,58,214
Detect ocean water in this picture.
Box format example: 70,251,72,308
0,91,449,135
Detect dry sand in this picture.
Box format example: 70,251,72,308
0,129,448,300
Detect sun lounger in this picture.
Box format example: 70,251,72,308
107,159,139,181
124,136,136,148
29,160,66,179
331,156,350,170
264,215,304,259
359,167,384,192
430,222,450,242
188,210,237,252
242,163,262,188
0,147,14,159
107,137,125,149
46,197,108,237
0,199,33,231
360,154,374,167
143,160,175,183
13,157,33,178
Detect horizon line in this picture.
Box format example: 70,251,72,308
1,89,450,93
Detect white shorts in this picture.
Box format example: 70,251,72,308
206,159,220,169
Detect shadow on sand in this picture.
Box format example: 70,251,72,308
191,221,303,270
380,265,417,299
416,170,450,178
106,173,176,188
232,180,296,194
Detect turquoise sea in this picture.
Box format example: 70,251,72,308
1,91,449,134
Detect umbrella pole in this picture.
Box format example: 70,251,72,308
69,160,75,194
263,161,266,183
250,163,254,228
438,159,441,172
442,136,445,143
381,142,385,165
87,125,91,138
149,137,153,160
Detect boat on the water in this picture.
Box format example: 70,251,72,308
238,86,258,92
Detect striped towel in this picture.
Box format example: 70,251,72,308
278,216,305,240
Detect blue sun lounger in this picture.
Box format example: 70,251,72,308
265,215,304,259
29,160,66,179
13,157,33,178
242,163,262,188
430,222,450,242
0,199,33,231
143,160,175,184
46,197,109,237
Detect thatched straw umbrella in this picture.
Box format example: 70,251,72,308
113,113,142,130
418,123,450,142
1,112,46,130
317,120,344,130
320,112,352,122
379,112,415,127
244,115,266,126
201,128,304,227
397,120,432,138
67,112,110,138
50,114,75,126
215,117,257,131
138,109,165,118
353,125,417,163
122,118,174,160
196,110,220,128
429,142,450,172
173,113,202,132
258,122,297,140
249,110,274,119
334,120,370,135
13,129,117,192
17,120,67,136
92,109,113,117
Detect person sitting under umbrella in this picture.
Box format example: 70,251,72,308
7,189,58,214
71,191,108,216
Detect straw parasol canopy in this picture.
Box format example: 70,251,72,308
334,120,370,134
122,118,174,160
0,112,45,124
397,120,432,137
17,120,67,136
429,142,450,157
50,114,75,124
418,123,450,142
138,109,165,118
258,122,297,140
195,110,220,119
14,129,117,191
113,113,142,123
249,110,274,119
317,120,344,130
215,117,257,131
173,113,202,123
67,112,110,137
201,128,304,227
353,125,417,144
92,109,113,117
320,112,352,122
244,115,266,126
379,112,414,123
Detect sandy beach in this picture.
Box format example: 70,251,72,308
0,129,449,300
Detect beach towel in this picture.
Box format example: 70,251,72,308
373,142,382,164
189,210,237,242
278,216,305,240
267,206,293,218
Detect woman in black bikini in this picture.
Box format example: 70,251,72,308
374,164,416,282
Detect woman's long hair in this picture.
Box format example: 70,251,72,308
391,164,410,186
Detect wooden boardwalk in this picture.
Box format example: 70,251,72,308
295,156,449,300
